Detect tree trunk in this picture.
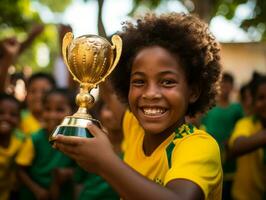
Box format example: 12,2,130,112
192,0,215,23
97,0,107,38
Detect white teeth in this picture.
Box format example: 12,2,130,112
0,121,11,129
142,108,165,116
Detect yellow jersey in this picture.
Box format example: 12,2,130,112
123,111,222,200
20,110,41,136
0,130,34,200
229,116,266,200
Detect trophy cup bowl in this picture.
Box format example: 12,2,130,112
49,32,122,143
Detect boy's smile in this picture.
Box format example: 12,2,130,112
141,107,166,116
129,46,194,136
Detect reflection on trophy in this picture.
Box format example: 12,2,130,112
49,32,122,142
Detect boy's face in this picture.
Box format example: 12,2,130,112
100,103,121,132
129,46,195,135
42,94,72,133
220,80,233,99
26,79,53,115
0,100,20,135
253,83,266,121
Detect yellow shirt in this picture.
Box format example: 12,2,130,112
229,116,266,200
0,130,34,200
123,111,222,200
20,110,41,136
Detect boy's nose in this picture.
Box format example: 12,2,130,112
1,113,12,121
142,84,161,99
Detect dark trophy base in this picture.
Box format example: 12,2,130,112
49,116,100,144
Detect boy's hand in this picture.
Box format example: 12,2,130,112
0,37,20,60
29,24,44,37
34,187,50,200
53,168,73,185
54,123,115,173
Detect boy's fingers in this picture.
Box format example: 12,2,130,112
87,123,102,137
54,135,82,146
55,142,78,158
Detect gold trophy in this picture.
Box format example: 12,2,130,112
49,32,122,142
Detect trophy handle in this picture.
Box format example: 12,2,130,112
62,32,82,84
95,34,122,86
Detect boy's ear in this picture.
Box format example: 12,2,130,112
189,85,201,103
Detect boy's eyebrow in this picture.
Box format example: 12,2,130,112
131,70,178,76
159,70,179,76
130,71,144,76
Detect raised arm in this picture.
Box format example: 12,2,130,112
19,24,44,54
0,37,20,92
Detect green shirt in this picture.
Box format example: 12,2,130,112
202,103,244,147
19,129,75,200
201,103,244,175
75,165,120,200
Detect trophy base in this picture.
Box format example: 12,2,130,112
49,116,100,144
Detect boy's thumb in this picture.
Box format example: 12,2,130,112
87,123,100,137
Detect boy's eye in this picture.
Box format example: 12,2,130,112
57,107,67,113
160,79,177,87
131,79,145,86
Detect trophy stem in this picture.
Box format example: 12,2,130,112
49,83,98,143
73,83,95,118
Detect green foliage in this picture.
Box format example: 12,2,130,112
38,0,73,12
0,0,40,30
0,0,63,72
130,0,266,40
214,0,266,40
16,24,59,72
129,0,164,16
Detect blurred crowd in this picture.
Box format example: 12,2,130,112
0,23,266,200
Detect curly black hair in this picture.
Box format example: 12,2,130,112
110,12,221,116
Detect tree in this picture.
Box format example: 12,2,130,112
130,0,266,40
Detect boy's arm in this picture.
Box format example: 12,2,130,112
99,151,204,200
54,124,204,200
50,168,74,200
229,129,266,158
0,37,20,92
17,167,50,200
19,24,44,54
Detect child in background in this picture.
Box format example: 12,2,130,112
228,75,266,200
20,72,56,135
54,13,222,199
0,93,33,200
75,98,125,200
18,88,76,200
239,83,253,116
201,72,244,200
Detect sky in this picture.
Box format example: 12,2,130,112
33,0,256,43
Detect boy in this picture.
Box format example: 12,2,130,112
20,72,56,135
201,72,244,199
228,75,266,200
0,93,33,200
54,13,222,200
